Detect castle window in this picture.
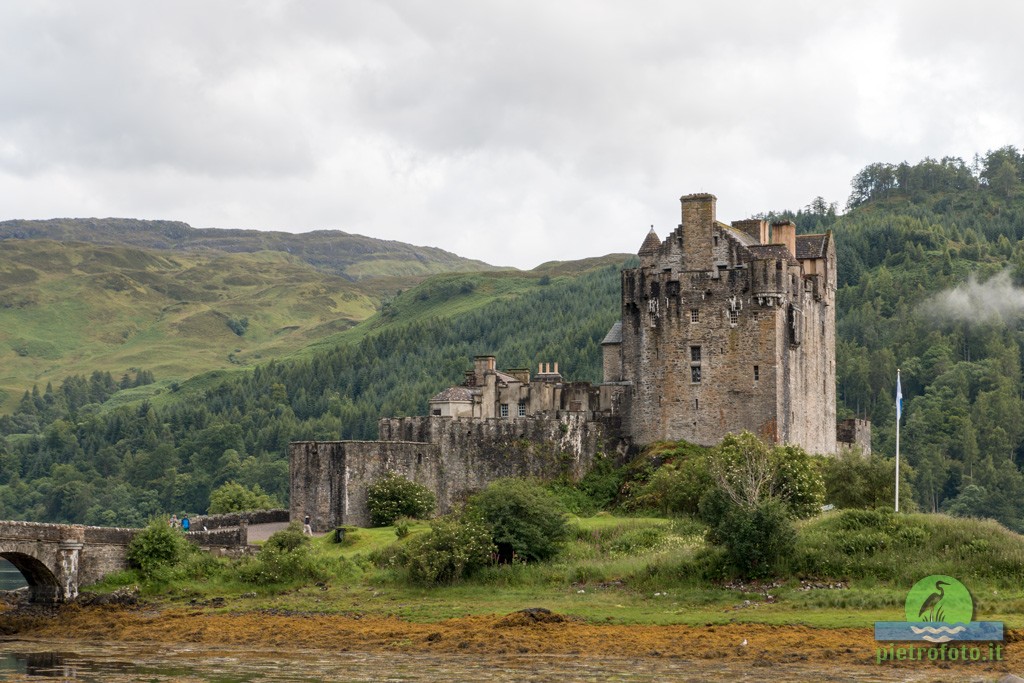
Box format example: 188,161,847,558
694,398,699,410
432,409,442,416
713,235,719,247
518,401,526,417
754,365,759,381
690,346,701,362
729,309,739,326
500,403,509,418
691,366,701,383
690,309,699,323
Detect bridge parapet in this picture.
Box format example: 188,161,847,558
0,520,82,543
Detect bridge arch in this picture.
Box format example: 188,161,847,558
0,524,88,604
0,549,61,602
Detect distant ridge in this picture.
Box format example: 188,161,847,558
0,218,499,281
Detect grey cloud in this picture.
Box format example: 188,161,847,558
0,1,1022,267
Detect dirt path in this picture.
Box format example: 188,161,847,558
2,605,1020,679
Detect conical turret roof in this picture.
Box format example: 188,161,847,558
638,228,661,255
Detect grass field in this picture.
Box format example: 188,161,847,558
88,510,1024,629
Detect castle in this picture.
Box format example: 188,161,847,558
290,193,868,529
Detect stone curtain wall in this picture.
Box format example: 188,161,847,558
291,414,605,528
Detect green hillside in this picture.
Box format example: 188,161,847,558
0,218,498,280
0,240,380,411
0,259,627,525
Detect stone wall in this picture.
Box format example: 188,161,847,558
291,414,607,529
191,508,290,530
837,418,872,456
186,526,249,548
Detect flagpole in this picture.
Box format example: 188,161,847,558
895,369,901,513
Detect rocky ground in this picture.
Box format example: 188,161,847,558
1,599,1022,680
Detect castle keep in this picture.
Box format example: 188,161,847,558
601,193,838,453
291,192,862,529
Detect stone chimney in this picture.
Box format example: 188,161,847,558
474,355,496,384
680,193,717,271
770,221,797,257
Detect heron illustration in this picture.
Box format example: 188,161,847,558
918,580,949,622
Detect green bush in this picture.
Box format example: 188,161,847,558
404,514,495,585
822,450,914,511
468,478,569,563
394,517,411,539
547,457,626,515
366,474,436,527
708,497,795,579
230,521,326,586
207,481,278,514
264,522,309,552
633,455,712,515
792,510,1024,584
627,435,823,519
708,432,825,519
233,544,328,585
575,455,626,510
126,519,194,577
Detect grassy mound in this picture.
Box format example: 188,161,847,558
793,509,1024,585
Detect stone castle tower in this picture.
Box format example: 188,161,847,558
600,193,837,454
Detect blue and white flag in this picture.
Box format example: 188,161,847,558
896,370,902,422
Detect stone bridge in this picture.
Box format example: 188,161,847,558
0,521,136,603
0,516,262,603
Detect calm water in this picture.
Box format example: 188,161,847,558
0,560,27,591
0,641,1002,682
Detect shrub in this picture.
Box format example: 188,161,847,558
708,497,795,579
264,522,309,552
548,457,626,515
404,514,495,585
233,545,327,585
208,481,278,514
366,474,436,527
468,478,568,563
822,450,914,510
709,432,824,519
126,519,194,577
633,455,712,516
232,522,325,585
394,517,411,539
226,316,249,336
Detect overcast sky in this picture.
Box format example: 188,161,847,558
1,1,1022,269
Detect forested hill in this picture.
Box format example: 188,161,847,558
0,218,497,281
6,146,1024,531
771,146,1024,528
0,261,625,525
